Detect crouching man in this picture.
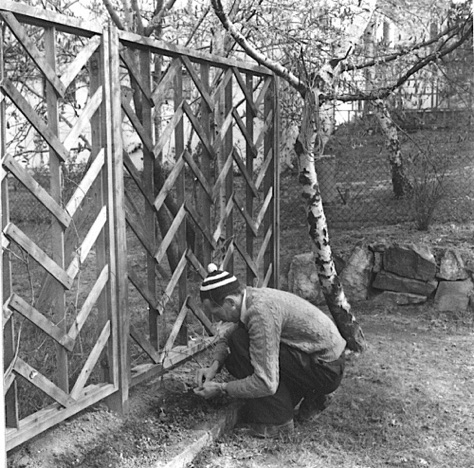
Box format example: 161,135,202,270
193,264,347,438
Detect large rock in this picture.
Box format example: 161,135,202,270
341,244,374,302
372,270,438,297
383,244,436,281
434,279,474,312
373,291,428,306
437,249,469,281
288,253,325,305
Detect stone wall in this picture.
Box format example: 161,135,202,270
288,242,474,313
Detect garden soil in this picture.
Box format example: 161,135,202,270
7,222,474,468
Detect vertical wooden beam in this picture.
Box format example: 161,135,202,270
140,49,158,350
100,27,120,392
106,25,129,414
45,27,68,392
224,72,233,272
89,39,111,383
245,73,256,286
1,22,10,463
200,63,212,268
272,76,280,289
174,61,187,345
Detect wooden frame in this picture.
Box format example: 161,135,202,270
0,1,280,454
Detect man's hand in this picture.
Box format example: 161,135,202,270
195,361,219,387
193,382,226,399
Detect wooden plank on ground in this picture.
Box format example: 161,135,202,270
7,294,75,351
5,383,116,451
4,223,73,289
70,321,111,399
2,154,71,228
13,358,75,407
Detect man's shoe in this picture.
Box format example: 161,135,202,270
297,392,332,423
249,419,294,438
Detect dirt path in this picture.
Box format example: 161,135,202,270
192,305,474,468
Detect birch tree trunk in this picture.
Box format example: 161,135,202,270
372,99,411,198
295,90,365,352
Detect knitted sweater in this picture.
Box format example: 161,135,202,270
214,287,347,399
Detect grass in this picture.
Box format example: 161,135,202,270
193,304,474,468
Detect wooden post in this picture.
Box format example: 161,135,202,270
174,61,187,345
105,26,129,414
200,63,212,267
245,73,255,286
272,76,280,289
0,21,8,465
45,27,68,392
224,72,233,271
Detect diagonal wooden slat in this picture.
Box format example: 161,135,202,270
184,202,216,250
3,301,14,326
4,223,73,289
2,154,72,228
127,268,159,311
70,321,111,400
161,299,188,358
61,35,102,91
130,325,161,364
256,226,273,267
254,108,273,151
211,67,233,103
182,101,216,159
14,358,75,407
4,368,16,396
211,108,233,153
151,58,181,108
120,51,153,105
7,294,75,352
233,108,258,157
63,86,102,152
68,265,109,341
231,67,258,117
186,296,216,336
157,249,187,315
180,56,213,111
123,150,155,209
0,78,69,162
185,249,207,280
153,102,184,158
254,187,273,232
183,150,212,200
233,240,259,278
211,147,234,202
1,12,66,97
154,153,185,212
212,196,234,243
254,76,272,109
232,195,258,237
121,97,154,152
65,148,105,218
255,147,273,191
260,263,273,288
231,148,259,198
67,205,107,281
124,194,155,258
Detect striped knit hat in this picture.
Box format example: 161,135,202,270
200,263,241,304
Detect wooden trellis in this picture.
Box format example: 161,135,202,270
1,0,279,453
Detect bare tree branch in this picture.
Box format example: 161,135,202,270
210,0,304,94
102,0,126,30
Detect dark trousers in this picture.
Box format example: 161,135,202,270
225,324,345,425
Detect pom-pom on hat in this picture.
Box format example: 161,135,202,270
200,263,241,305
